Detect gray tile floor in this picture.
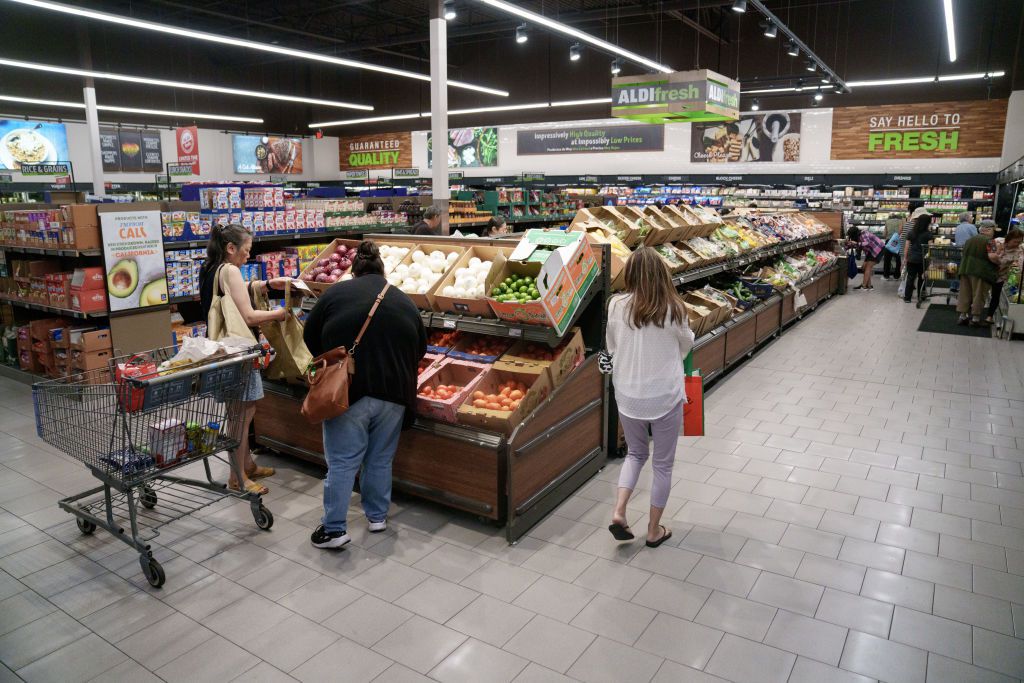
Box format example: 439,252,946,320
1,281,1024,682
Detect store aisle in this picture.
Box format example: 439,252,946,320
1,287,1023,683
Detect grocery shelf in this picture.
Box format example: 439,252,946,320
0,363,41,386
0,245,102,257
0,296,107,319
162,227,398,251
672,234,834,287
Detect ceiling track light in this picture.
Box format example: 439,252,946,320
794,79,804,92
731,0,747,13
0,94,263,122
5,0,507,96
611,58,623,75
472,0,673,73
515,23,528,43
814,88,824,101
569,43,582,62
785,40,799,57
760,21,777,38
805,60,817,73
821,76,831,84
443,0,456,21
0,57,373,111
750,98,760,111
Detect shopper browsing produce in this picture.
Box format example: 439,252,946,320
903,214,935,304
957,221,998,327
200,223,289,496
845,226,885,290
954,212,978,247
605,247,694,548
984,226,1023,324
482,215,509,237
303,241,427,549
413,205,443,236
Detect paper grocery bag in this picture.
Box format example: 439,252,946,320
253,281,312,381
683,374,704,436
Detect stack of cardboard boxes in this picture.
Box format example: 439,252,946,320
70,267,107,314
69,328,113,382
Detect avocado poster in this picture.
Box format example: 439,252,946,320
99,210,168,312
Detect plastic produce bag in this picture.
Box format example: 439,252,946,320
897,273,907,299
252,283,312,381
157,335,252,373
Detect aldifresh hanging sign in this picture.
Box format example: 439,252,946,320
612,69,740,124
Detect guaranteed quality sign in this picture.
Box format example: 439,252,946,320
340,132,413,170
830,100,1008,159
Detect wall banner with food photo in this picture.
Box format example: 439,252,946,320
0,119,70,171
427,127,499,168
100,210,168,313
233,135,303,174
690,112,802,163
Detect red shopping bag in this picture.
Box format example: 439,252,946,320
115,355,159,412
683,374,704,436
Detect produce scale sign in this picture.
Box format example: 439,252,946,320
427,127,499,168
611,69,740,124
339,132,413,171
233,136,303,174
691,112,802,163
0,119,70,171
830,99,1008,159
99,210,168,312
175,126,200,175
517,124,664,155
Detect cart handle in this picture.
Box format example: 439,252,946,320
126,350,262,387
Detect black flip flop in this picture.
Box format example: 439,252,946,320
608,522,635,541
646,526,672,548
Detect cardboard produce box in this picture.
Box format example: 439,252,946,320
641,206,685,246
570,206,645,248
456,367,552,435
428,245,511,318
71,288,108,313
72,348,113,372
418,352,445,377
425,330,460,355
447,333,513,364
686,290,732,329
683,291,730,336
495,326,585,388
569,225,630,291
29,318,65,342
60,204,99,228
297,238,363,294
392,244,465,310
70,328,112,352
416,358,487,423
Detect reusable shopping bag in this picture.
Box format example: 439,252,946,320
207,265,257,344
683,372,704,436
252,281,311,381
885,232,901,254
115,354,159,413
847,256,858,280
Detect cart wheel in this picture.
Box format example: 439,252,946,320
253,505,274,530
76,518,96,535
140,555,165,588
140,486,157,509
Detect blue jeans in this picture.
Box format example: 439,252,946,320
321,396,405,534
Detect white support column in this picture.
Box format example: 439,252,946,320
429,1,450,234
82,86,105,196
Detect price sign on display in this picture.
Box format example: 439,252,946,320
442,319,456,329
20,163,70,176
345,170,369,180
167,163,193,176
393,168,419,178
522,172,546,182
448,172,465,182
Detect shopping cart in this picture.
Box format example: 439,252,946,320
32,344,274,588
917,244,962,308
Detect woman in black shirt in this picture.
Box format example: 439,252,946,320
303,241,427,549
903,214,934,303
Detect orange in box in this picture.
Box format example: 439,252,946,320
456,367,552,435
495,327,585,388
416,358,487,423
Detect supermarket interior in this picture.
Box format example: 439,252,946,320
1,0,1024,682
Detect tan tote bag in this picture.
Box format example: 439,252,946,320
252,281,312,381
301,284,389,424
207,264,257,343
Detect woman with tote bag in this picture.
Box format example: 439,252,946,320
200,223,289,496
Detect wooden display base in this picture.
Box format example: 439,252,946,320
255,356,607,543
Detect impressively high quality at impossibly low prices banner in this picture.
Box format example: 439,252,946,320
427,127,499,168
691,113,802,163
99,210,168,313
233,135,303,174
0,119,70,171
517,124,664,155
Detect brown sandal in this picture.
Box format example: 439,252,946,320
229,479,269,496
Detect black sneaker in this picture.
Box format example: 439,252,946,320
311,524,350,549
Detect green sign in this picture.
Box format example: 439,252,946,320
522,172,546,182
0,173,12,183
167,163,193,176
867,131,959,153
612,69,739,124
448,171,464,181
393,168,419,178
345,170,369,180
19,163,70,176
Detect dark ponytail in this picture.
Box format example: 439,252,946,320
201,223,252,277
352,240,385,277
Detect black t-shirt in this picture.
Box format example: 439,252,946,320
412,221,438,236
302,274,427,427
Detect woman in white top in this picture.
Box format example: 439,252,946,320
606,247,694,547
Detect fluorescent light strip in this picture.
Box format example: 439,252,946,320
743,85,835,94
0,58,371,111
943,0,957,62
472,0,673,74
310,98,612,128
0,94,263,122
5,0,509,97
846,71,1004,87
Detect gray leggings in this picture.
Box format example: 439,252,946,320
617,401,684,509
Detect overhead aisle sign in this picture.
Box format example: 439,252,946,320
612,69,739,124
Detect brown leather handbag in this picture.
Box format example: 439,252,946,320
301,284,389,424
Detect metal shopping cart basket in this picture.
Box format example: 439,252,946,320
32,344,274,588
917,244,962,308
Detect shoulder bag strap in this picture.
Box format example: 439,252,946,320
212,263,225,298
350,283,390,356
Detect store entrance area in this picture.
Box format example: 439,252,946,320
1,287,1021,682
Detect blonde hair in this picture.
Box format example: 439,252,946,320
622,246,686,329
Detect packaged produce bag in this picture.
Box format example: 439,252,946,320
252,282,311,381
683,373,704,437
115,355,159,413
